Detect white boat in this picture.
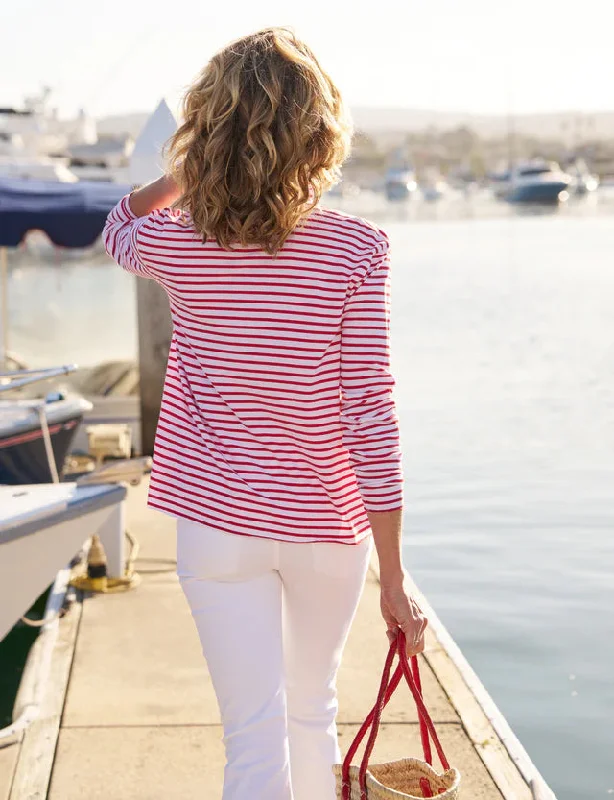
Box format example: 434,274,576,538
0,156,78,182
0,88,129,182
420,169,451,202
0,88,96,158
0,481,127,643
67,135,133,184
384,167,418,201
492,160,571,204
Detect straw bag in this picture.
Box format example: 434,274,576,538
334,631,461,799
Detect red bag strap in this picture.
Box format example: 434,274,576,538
412,648,433,767
341,637,399,799
341,632,451,800
395,633,450,772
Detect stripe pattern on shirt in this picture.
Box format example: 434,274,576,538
102,195,403,544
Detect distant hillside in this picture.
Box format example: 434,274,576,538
97,107,614,143
351,107,614,142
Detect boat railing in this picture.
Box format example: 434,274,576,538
0,364,78,394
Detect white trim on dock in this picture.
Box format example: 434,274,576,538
7,583,82,800
0,569,70,746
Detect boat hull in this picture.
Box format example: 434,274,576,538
0,413,83,484
385,183,415,201
506,181,569,205
0,483,126,642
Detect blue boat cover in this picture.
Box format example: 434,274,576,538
0,178,131,248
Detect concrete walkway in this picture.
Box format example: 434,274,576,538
3,482,537,799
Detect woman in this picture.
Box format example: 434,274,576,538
103,27,427,800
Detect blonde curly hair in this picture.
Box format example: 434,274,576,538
167,27,352,255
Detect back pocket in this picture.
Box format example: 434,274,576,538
176,519,272,582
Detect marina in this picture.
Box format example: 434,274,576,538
0,94,613,799
0,198,612,797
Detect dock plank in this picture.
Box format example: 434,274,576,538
49,726,224,800
61,573,218,728
0,744,18,800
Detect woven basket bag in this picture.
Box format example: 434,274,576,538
334,631,461,799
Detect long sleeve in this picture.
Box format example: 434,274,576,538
340,234,404,511
102,195,153,278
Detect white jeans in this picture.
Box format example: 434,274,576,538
176,520,372,800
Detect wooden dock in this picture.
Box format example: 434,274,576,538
1,482,552,799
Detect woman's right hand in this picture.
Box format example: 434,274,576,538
380,572,428,657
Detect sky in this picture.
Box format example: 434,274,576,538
2,0,613,119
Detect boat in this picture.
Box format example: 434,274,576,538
0,156,79,182
0,481,127,644
420,169,451,202
421,180,450,202
0,396,93,484
0,365,152,644
0,89,98,182
384,166,418,201
493,160,571,205
67,135,133,183
0,366,92,484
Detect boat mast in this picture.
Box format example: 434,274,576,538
506,84,516,175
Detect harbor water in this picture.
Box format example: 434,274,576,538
4,191,614,799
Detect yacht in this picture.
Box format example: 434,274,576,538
420,168,451,202
0,88,124,182
384,166,418,201
492,160,571,204
0,156,78,182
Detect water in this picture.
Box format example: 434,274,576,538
4,193,614,797
0,589,49,727
392,211,614,800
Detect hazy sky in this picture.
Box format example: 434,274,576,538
2,0,613,119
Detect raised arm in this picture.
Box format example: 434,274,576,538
102,175,181,277
341,235,427,655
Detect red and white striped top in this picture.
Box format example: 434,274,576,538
103,195,403,544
